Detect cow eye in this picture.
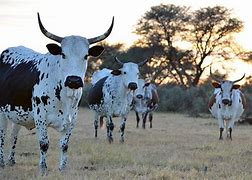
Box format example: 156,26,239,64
84,54,88,60
62,53,66,59
123,72,126,74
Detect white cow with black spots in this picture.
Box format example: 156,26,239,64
0,13,114,174
91,68,112,85
208,68,246,140
88,57,148,143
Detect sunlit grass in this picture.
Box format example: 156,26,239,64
0,108,251,179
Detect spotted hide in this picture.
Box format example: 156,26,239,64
132,79,159,129
88,57,150,143
0,13,114,174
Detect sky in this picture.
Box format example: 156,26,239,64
0,0,251,79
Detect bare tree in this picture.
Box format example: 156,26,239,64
134,4,244,87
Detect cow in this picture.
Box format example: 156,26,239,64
132,79,159,129
208,68,246,140
0,13,114,174
88,57,149,143
91,68,112,85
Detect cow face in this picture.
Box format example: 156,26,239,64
111,62,139,90
37,13,113,90
47,37,104,90
135,79,146,99
212,81,240,106
135,79,152,100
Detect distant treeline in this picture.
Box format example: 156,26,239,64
79,82,252,118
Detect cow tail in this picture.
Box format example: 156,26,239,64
99,116,104,128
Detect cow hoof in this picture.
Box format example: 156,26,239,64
40,168,48,176
227,137,232,141
120,139,124,144
0,161,5,168
108,137,113,144
219,137,223,140
7,159,15,166
59,166,67,172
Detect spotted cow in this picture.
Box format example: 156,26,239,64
208,68,246,140
91,68,112,85
132,79,159,128
88,57,148,143
0,13,114,174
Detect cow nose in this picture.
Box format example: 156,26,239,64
136,94,143,99
222,99,230,105
64,76,83,89
128,82,137,90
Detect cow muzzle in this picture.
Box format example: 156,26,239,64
222,99,232,106
64,76,83,89
128,82,137,90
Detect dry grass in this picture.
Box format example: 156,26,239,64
0,108,251,179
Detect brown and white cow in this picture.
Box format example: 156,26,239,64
132,79,159,128
208,68,246,140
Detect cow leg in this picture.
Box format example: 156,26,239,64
227,119,235,140
7,123,21,166
219,128,224,140
218,118,224,140
0,114,8,167
93,113,99,138
142,112,148,129
135,111,140,128
149,112,153,128
106,116,114,143
59,125,73,171
35,119,49,175
120,117,126,143
228,128,232,140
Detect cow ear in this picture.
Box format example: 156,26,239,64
46,43,62,55
111,70,121,76
212,82,220,88
88,46,104,57
233,84,240,89
144,83,150,87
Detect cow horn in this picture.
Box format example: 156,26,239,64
138,59,149,67
88,17,114,44
233,73,245,84
114,56,124,65
37,13,63,43
210,66,222,83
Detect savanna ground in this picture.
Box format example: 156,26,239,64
0,108,251,179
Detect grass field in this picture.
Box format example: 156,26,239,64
0,108,251,179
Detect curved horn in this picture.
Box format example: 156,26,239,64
88,17,114,44
114,56,124,65
138,59,149,67
233,73,245,84
210,66,222,83
37,13,63,43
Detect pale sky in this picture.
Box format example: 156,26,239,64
1,0,252,51
0,0,252,79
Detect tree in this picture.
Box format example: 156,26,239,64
134,4,244,88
